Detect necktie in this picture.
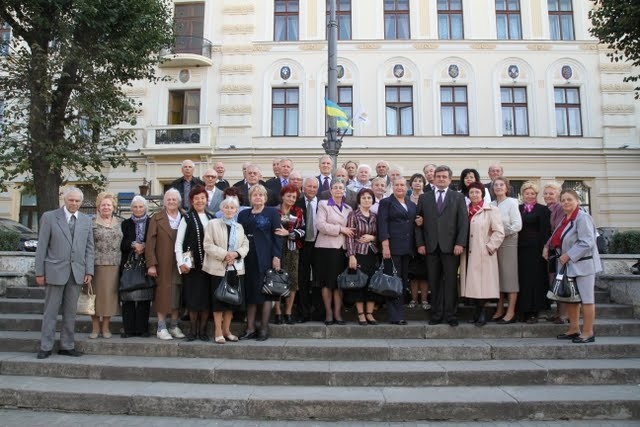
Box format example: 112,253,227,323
306,199,315,241
322,176,330,192
69,215,76,239
183,180,192,208
437,190,444,215
282,179,288,186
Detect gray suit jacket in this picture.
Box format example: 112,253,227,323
207,187,225,215
35,208,95,285
559,210,602,277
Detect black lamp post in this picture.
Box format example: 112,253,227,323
323,0,341,174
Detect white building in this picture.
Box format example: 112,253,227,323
2,0,639,229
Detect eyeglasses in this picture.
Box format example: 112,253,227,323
204,175,216,178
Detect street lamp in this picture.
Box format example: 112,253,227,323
324,0,340,174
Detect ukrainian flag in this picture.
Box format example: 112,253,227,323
325,98,348,119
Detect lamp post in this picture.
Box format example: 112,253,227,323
322,0,342,174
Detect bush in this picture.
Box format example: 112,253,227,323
609,230,640,254
0,230,20,251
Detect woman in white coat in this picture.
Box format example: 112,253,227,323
459,182,505,326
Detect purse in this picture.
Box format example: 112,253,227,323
77,283,96,316
120,254,155,292
337,267,369,290
547,265,581,303
369,260,403,297
215,266,243,306
262,269,290,298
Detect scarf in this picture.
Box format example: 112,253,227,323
550,208,580,249
523,203,535,214
132,214,148,243
222,217,239,251
468,201,484,222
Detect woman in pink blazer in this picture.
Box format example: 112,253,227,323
314,179,354,325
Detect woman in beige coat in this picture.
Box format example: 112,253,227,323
459,182,505,326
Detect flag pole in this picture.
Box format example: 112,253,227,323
322,0,340,175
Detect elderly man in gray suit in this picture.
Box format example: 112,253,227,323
36,187,94,359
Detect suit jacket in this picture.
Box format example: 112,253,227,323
170,176,205,209
557,210,602,277
314,200,352,250
35,207,95,285
317,174,333,193
215,179,230,191
265,177,283,206
206,187,225,215
377,196,416,256
415,189,469,254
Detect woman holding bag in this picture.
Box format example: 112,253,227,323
544,189,601,343
203,197,250,344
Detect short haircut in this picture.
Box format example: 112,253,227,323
371,176,387,186
280,183,300,198
182,159,195,167
343,160,358,168
96,191,118,210
467,181,486,199
164,188,182,204
331,178,346,189
319,154,332,164
409,173,425,186
520,181,539,195
388,165,403,176
376,160,389,168
356,188,376,205
357,164,372,175
223,186,244,205
130,195,148,210
248,184,268,200
543,181,562,193
560,188,580,202
63,186,84,202
434,165,453,179
188,184,208,203
219,197,240,210
303,176,319,186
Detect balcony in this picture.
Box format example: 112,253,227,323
145,125,211,151
159,36,214,68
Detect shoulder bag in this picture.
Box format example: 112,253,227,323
369,260,403,297
77,283,96,316
262,269,290,298
214,266,243,306
337,267,369,290
547,264,581,303
120,253,155,292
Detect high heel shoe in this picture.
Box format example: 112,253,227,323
357,312,367,326
497,316,517,325
324,319,334,326
273,315,283,325
365,312,377,325
572,335,595,343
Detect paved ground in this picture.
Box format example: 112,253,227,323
0,410,638,427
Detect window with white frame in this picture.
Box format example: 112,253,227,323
496,0,522,40
438,0,464,40
440,86,469,136
274,0,299,41
384,0,410,40
272,87,299,136
501,87,529,136
326,0,351,40
548,0,574,41
554,87,582,136
385,86,413,136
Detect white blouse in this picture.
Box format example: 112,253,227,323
490,197,522,237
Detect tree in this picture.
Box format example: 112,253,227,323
589,0,640,99
0,0,173,216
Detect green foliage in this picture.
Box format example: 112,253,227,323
0,230,20,251
609,230,640,254
589,1,640,99
0,0,174,215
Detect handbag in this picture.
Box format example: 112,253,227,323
369,260,403,297
77,283,96,315
547,265,581,303
262,269,290,298
337,267,369,290
214,266,243,306
120,254,155,292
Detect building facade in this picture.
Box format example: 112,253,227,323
2,0,639,229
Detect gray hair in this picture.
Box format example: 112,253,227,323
219,197,240,210
130,195,148,210
331,178,346,189
63,186,84,202
357,164,372,175
164,188,182,204
182,159,195,167
303,176,319,186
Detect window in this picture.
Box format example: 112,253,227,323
501,87,529,136
274,0,299,41
438,0,464,40
548,0,574,41
0,21,10,55
325,86,353,135
168,90,200,124
562,180,591,213
496,0,522,40
272,88,299,136
554,87,582,136
385,86,413,135
174,3,205,54
326,0,351,40
440,86,469,135
384,0,410,40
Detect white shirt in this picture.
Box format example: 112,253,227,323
63,206,78,223
491,197,523,237
434,187,449,203
304,196,318,241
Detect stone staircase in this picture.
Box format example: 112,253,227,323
0,285,639,422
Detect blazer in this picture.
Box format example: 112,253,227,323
120,216,150,269
314,200,352,250
35,207,95,285
170,176,205,209
207,186,225,215
377,195,416,256
556,210,602,277
202,219,250,277
415,189,469,254
215,179,230,191
264,177,283,206
317,174,333,192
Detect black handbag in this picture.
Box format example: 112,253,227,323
369,260,403,297
120,254,155,292
547,265,581,303
262,269,290,298
214,266,243,306
337,267,369,290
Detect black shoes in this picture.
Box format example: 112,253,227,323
335,320,346,325
572,335,595,343
428,318,442,325
36,350,52,359
447,319,459,327
497,316,517,325
186,333,196,342
199,333,210,342
390,320,408,325
239,330,257,340
256,330,269,341
557,332,580,340
284,315,295,325
273,315,283,325
58,349,83,357
324,319,334,326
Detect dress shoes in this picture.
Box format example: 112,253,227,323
199,333,210,342
447,319,459,327
36,350,52,359
557,332,580,340
572,335,595,343
239,330,257,340
186,333,196,342
428,319,442,325
497,316,517,325
284,315,295,325
58,349,83,357
273,315,283,325
295,316,308,324
324,320,334,326
474,311,487,327
390,320,408,325
335,320,346,325
256,330,269,341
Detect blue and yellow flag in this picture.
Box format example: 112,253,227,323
325,98,348,119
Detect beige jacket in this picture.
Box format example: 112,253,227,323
202,219,250,277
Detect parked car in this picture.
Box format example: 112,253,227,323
0,219,38,252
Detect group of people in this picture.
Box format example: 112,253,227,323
34,156,602,359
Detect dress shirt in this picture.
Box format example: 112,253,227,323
63,206,78,223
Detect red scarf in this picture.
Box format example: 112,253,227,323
468,201,484,222
550,208,579,249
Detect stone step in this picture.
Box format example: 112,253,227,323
0,376,638,421
1,313,639,339
1,352,638,387
0,297,632,319
2,331,639,361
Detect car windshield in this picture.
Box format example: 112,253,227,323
0,220,35,234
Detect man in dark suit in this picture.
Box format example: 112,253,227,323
170,159,204,211
423,163,437,192
316,154,334,194
239,164,272,206
213,161,230,190
35,187,95,359
485,164,515,200
265,158,293,206
232,161,252,188
415,165,469,327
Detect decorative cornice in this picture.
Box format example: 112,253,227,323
124,89,146,97
527,44,552,51
219,105,252,115
357,43,382,50
222,44,254,53
470,43,497,50
578,43,599,51
223,5,254,15
219,84,253,94
413,42,438,50
599,63,633,73
252,44,272,52
219,64,253,74
602,104,635,114
222,24,254,35
601,83,635,92
300,43,325,51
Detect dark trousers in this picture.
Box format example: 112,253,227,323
121,301,151,335
384,255,410,322
296,241,316,320
426,248,460,322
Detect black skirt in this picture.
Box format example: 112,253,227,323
210,273,241,312
343,249,385,304
314,247,347,290
182,269,211,312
